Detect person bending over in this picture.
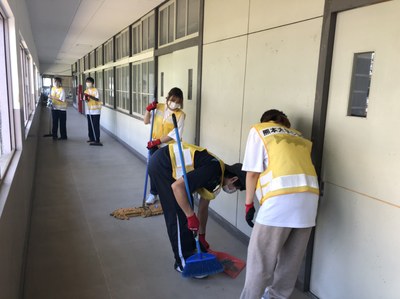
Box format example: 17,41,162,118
148,142,246,274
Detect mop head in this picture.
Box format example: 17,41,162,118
110,203,163,220
182,251,224,278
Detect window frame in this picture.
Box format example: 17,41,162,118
116,27,130,60
115,64,130,113
0,9,16,179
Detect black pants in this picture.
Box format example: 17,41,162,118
52,110,67,139
149,147,159,195
87,114,100,142
148,146,196,268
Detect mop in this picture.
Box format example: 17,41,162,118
110,105,163,220
171,113,223,278
43,98,53,137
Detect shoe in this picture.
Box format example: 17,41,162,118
145,194,158,205
89,141,103,146
174,262,183,273
58,137,67,140
174,262,208,279
193,274,208,279
87,140,94,143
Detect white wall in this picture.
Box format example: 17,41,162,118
201,0,323,235
311,2,400,298
101,107,149,158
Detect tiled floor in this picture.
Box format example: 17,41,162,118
23,106,312,299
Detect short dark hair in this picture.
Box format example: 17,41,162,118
224,163,246,191
260,109,291,128
86,77,95,84
54,77,62,84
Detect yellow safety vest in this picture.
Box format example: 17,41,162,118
253,122,319,205
152,103,185,143
168,142,225,200
51,87,67,110
84,87,102,112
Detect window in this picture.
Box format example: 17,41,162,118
96,45,103,67
132,60,154,116
89,50,96,69
348,52,374,118
176,0,200,39
104,38,114,64
142,14,155,51
96,70,103,104
116,65,130,112
116,28,130,60
159,3,175,46
84,54,89,70
79,58,84,73
20,45,34,126
0,10,15,172
104,67,114,107
132,22,142,55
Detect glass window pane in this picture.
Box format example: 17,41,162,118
148,15,155,48
168,4,175,43
142,18,148,50
142,62,148,94
149,61,155,98
160,8,168,46
188,0,200,35
176,0,186,39
96,46,103,66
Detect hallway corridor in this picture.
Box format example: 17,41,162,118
22,106,309,299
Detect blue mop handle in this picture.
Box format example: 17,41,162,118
172,114,202,254
171,114,193,208
142,108,156,207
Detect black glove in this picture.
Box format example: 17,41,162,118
245,203,255,228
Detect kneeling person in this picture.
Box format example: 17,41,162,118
148,142,246,274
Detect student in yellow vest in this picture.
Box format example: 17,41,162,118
83,77,102,145
240,109,319,299
144,87,185,205
148,142,246,275
48,77,67,140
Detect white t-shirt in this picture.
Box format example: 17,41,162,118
242,127,318,228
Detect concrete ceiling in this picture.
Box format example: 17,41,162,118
26,0,164,76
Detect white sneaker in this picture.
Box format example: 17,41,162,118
145,194,158,205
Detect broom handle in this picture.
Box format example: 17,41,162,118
142,108,156,207
172,114,201,254
171,114,193,208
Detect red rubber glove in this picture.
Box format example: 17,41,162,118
147,139,161,149
199,233,210,250
245,203,255,228
84,94,90,101
146,101,158,112
186,214,199,231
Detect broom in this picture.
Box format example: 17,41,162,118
142,105,156,207
171,113,223,278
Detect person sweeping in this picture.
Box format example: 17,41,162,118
148,141,246,277
83,76,102,146
143,87,185,205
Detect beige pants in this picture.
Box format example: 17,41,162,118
240,224,312,299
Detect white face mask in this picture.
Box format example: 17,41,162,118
223,184,236,194
55,82,60,87
168,101,180,110
86,83,93,88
